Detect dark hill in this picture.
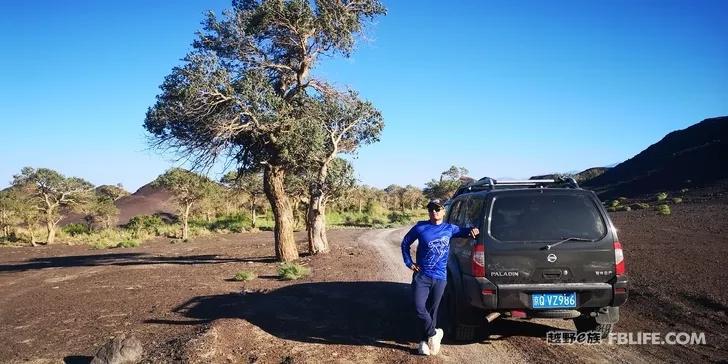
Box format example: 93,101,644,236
114,183,177,225
583,116,728,198
530,167,610,184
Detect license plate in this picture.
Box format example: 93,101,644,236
532,292,577,309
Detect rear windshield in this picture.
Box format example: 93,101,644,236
489,193,607,242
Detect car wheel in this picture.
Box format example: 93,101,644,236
438,279,482,342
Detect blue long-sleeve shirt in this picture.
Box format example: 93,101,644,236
401,221,471,280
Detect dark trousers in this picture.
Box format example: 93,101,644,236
412,272,447,341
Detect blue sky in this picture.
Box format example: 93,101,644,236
1,0,726,191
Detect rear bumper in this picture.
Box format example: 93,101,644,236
462,275,629,310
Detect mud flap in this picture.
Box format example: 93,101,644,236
595,307,619,324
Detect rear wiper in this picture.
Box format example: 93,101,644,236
543,237,593,250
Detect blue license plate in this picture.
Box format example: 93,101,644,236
532,292,577,309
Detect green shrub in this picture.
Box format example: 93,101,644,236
233,270,257,281
630,203,650,210
617,197,628,202
609,200,620,207
208,214,248,233
616,205,631,212
607,206,617,212
278,262,310,280
116,238,140,248
656,204,671,215
672,197,683,204
655,192,668,201
125,215,165,236
63,223,89,237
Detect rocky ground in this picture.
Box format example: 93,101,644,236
1,197,726,363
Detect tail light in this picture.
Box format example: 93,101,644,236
614,241,626,276
471,243,486,276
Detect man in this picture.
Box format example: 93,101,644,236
401,199,479,356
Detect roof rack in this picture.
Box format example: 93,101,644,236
451,176,580,198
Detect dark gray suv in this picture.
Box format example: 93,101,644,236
440,177,628,341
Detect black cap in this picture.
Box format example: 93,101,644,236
426,199,444,210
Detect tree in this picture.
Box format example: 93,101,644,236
144,0,386,262
423,165,470,201
222,170,264,228
305,91,383,254
11,167,94,244
83,196,120,230
305,156,355,252
401,185,425,210
0,189,21,239
96,184,130,201
153,168,214,240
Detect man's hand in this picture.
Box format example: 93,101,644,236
410,263,420,272
470,227,480,239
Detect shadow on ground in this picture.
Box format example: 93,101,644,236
0,253,277,273
147,281,572,351
149,281,418,350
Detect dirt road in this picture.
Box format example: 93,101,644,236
1,200,725,363
361,228,649,363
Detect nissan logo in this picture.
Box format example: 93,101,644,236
547,254,557,263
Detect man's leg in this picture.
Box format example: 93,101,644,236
428,278,447,329
412,273,436,341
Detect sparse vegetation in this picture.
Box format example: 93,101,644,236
609,200,621,207
656,192,668,201
233,271,257,282
278,262,311,280
656,204,671,215
630,203,650,210
617,205,632,212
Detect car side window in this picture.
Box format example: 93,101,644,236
455,198,471,227
466,198,483,228
447,200,462,224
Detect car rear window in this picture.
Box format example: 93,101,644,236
489,193,607,242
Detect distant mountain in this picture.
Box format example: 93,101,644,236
113,183,177,225
583,116,728,198
530,167,610,184
60,182,176,227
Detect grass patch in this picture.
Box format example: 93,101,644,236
233,270,257,281
278,262,311,280
630,203,650,210
656,204,671,215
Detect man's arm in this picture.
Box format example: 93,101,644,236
451,224,480,239
401,225,420,271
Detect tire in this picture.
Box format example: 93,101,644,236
573,316,613,339
438,279,483,342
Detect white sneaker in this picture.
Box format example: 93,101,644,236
428,328,444,355
417,341,431,356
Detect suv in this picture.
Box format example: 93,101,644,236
439,177,628,341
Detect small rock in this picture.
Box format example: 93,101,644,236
90,334,143,364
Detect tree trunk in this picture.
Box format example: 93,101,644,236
263,164,298,262
307,191,329,254
307,159,331,255
250,196,257,228
182,203,192,240
46,214,56,245
30,227,37,247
